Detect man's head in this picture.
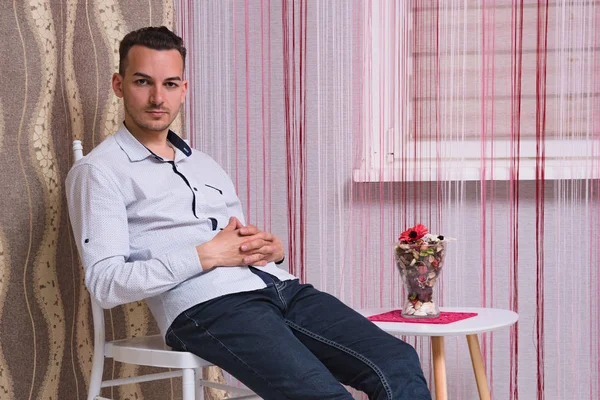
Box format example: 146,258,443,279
118,26,186,76
113,26,188,138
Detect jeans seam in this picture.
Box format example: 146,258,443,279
177,312,292,399
275,281,285,290
274,281,288,309
285,320,393,400
183,310,198,326
167,329,188,351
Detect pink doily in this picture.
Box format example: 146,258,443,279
368,310,478,324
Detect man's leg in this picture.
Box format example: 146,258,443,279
166,284,354,399
281,281,432,400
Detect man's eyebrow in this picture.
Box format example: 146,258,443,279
132,72,152,79
132,72,182,81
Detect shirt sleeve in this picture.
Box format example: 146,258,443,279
66,163,204,309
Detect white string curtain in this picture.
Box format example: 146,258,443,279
175,1,599,399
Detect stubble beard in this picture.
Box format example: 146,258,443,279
124,101,180,134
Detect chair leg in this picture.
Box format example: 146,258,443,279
182,368,196,400
195,368,205,400
87,354,104,400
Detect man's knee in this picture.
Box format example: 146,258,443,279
381,341,431,399
381,339,424,374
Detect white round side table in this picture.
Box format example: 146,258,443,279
358,307,518,400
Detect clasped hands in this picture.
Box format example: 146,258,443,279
197,216,284,271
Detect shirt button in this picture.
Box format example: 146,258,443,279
193,187,198,191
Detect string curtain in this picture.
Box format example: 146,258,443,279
176,1,599,398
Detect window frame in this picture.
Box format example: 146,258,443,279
354,1,600,182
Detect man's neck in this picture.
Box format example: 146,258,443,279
125,123,175,160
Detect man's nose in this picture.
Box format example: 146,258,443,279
149,86,164,105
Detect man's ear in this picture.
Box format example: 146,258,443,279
180,79,188,104
112,73,124,98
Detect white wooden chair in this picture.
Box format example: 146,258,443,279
72,140,260,400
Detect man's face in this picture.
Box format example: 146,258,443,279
112,46,187,137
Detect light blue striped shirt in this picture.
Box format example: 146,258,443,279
66,124,296,337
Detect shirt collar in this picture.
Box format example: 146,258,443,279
114,123,192,162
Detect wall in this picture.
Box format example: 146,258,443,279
0,1,185,399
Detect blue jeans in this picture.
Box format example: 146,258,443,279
166,277,431,400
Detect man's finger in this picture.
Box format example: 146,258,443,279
260,232,274,242
222,216,238,232
239,224,260,236
231,216,244,229
240,239,270,252
251,260,268,267
243,253,265,265
251,245,274,255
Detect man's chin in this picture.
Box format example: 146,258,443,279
128,113,176,134
148,124,171,132
139,121,172,133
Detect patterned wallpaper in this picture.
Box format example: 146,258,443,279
0,1,196,399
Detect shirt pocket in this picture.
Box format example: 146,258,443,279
196,183,228,227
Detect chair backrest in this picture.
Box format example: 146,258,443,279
72,139,84,162
72,140,107,368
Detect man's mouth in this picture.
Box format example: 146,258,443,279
147,109,167,116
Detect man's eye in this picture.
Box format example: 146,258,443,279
135,79,148,85
165,82,178,88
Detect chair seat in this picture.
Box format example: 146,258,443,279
105,334,212,369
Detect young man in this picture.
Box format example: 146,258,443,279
66,26,431,400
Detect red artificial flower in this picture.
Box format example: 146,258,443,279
399,224,428,242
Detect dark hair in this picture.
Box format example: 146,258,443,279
118,26,186,75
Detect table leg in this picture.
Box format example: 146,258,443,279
466,334,491,400
430,336,447,400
